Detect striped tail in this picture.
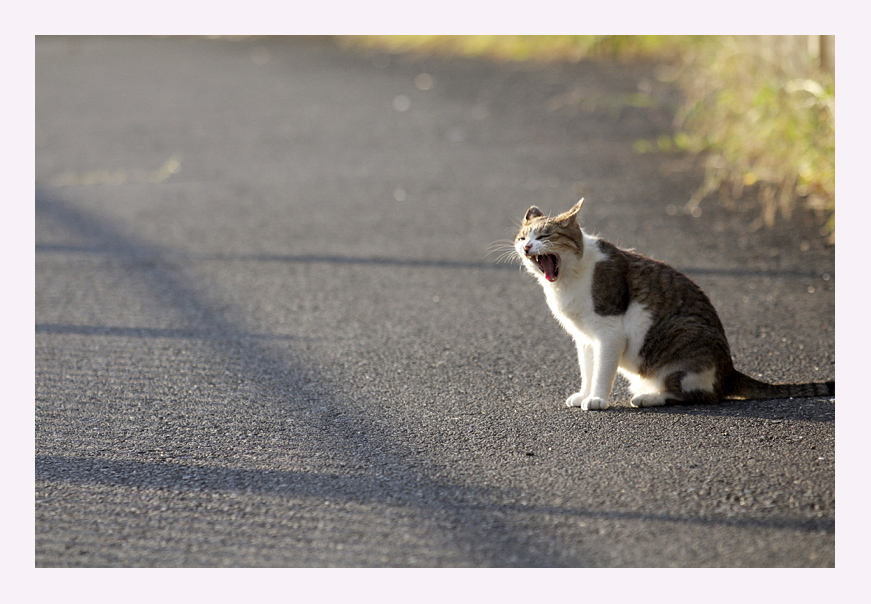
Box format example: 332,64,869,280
724,371,834,400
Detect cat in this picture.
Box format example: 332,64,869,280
513,198,834,410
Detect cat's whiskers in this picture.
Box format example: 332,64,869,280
487,239,523,265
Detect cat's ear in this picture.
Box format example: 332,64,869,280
567,198,585,218
524,206,545,222
561,198,585,227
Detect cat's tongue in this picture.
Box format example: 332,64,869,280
539,254,558,282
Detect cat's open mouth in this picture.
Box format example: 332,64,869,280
530,253,560,282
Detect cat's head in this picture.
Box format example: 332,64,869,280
514,199,585,283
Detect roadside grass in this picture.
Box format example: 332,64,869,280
340,35,690,62
341,36,835,241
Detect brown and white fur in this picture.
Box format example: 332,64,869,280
514,199,834,410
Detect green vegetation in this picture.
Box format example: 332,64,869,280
341,36,835,240
673,38,835,240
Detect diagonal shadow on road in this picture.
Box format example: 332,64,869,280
35,190,833,567
36,242,835,281
35,455,834,535
35,190,593,566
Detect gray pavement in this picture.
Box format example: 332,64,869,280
36,36,835,567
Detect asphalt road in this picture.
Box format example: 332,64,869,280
35,36,835,568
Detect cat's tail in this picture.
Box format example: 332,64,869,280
723,370,834,400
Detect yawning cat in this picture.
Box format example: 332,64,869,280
514,199,834,410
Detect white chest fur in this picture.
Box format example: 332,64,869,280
539,233,605,333
538,233,653,376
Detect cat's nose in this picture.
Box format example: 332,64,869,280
523,243,533,254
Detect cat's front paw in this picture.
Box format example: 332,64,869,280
566,393,609,410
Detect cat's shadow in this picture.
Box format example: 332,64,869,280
603,398,835,423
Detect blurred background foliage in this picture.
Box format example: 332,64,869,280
341,36,835,241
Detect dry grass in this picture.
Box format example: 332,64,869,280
670,37,835,240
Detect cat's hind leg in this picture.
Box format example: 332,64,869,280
629,369,719,407
627,370,679,407
630,392,672,407
678,367,719,404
